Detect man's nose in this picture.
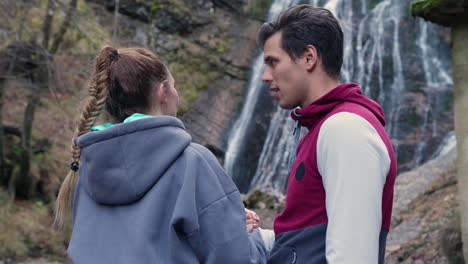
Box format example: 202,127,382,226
261,69,273,83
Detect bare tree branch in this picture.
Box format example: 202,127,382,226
42,0,55,49
50,0,78,54
113,0,120,40
51,0,99,50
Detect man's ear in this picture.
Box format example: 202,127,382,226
156,82,167,104
303,44,318,71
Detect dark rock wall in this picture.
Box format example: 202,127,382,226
85,0,264,159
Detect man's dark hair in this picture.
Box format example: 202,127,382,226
258,5,343,79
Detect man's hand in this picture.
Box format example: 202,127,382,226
245,208,260,232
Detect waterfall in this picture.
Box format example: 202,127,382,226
226,0,453,193
224,55,265,178
432,131,456,159
224,0,301,190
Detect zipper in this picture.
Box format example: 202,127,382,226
291,249,297,264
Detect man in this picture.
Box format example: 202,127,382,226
257,4,397,263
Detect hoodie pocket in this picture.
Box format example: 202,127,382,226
269,246,297,264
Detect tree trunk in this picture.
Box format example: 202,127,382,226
453,16,468,262
50,0,77,55
16,79,40,198
113,0,120,40
16,50,49,199
0,45,14,185
0,79,5,181
42,0,55,50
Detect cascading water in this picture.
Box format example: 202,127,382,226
224,0,301,192
226,0,453,193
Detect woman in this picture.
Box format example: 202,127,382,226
55,46,270,263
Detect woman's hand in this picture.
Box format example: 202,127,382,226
245,208,260,232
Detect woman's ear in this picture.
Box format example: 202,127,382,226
303,44,318,71
156,82,167,104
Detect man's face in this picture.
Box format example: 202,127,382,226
261,32,308,109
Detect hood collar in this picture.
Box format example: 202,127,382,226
76,116,191,205
291,83,386,129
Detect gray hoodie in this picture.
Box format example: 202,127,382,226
68,116,267,264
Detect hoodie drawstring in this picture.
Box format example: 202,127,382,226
288,107,303,171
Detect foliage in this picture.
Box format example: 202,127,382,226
243,189,284,213
0,0,111,199
168,57,222,115
0,189,68,260
410,0,448,16
246,0,273,19
409,0,466,26
369,0,381,9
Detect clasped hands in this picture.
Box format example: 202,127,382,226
245,208,260,232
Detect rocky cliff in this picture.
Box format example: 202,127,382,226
85,0,264,158
410,0,468,26
386,148,462,263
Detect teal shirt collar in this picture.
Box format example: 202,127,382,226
91,113,153,131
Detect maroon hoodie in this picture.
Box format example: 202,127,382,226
268,83,397,264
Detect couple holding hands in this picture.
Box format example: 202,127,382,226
57,4,396,264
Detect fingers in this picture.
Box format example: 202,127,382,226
246,222,258,233
245,208,260,233
246,219,258,226
245,208,260,222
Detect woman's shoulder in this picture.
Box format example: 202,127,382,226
184,143,219,164
182,143,237,190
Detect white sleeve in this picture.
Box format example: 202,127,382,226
317,112,390,264
257,228,275,253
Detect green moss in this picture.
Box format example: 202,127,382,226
443,92,453,112
77,0,92,13
0,191,29,259
150,0,160,20
369,0,380,9
158,0,191,17
408,109,421,127
410,0,449,17
244,189,284,213
0,189,68,259
216,43,226,53
247,0,273,19
167,54,223,115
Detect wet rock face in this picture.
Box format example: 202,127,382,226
336,0,454,172
212,0,245,12
232,0,454,193
410,0,468,27
85,0,152,22
153,7,211,35
85,0,243,35
85,0,261,159
152,0,216,35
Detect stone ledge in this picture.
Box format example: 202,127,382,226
410,0,468,26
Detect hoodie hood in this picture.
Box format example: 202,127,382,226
291,83,386,129
76,116,191,205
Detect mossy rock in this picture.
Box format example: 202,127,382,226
244,189,284,213
0,193,69,259
167,56,222,114
152,0,212,35
245,0,273,19
368,0,380,9
409,0,468,26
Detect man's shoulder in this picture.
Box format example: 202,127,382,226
331,102,374,117
321,111,374,136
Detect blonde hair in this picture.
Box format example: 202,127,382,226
55,46,168,226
